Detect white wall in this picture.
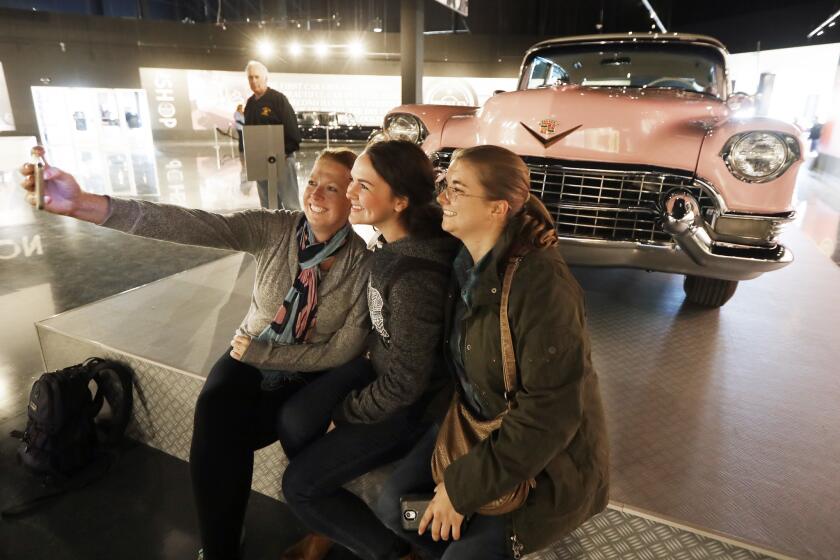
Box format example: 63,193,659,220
729,42,840,124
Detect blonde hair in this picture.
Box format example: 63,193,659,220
316,147,357,172
450,145,557,248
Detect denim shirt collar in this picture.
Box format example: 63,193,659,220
456,215,526,309
453,246,494,311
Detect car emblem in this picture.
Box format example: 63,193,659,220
539,119,557,134
521,119,582,147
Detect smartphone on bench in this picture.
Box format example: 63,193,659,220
400,494,433,531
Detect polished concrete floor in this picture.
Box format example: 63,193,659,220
1,139,839,560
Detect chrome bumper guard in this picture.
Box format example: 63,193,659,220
560,192,794,282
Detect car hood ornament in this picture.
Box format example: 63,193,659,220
520,119,582,147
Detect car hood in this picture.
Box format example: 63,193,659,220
439,85,729,172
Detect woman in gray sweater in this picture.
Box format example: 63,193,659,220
20,148,371,560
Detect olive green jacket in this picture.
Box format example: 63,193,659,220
442,220,610,556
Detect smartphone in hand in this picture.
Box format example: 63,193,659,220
31,147,45,210
400,494,434,531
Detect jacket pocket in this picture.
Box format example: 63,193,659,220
544,451,583,509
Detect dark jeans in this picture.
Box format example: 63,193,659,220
375,424,514,560
280,356,428,560
189,351,318,560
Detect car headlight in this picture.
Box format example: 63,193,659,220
367,129,388,145
720,131,800,183
384,114,427,144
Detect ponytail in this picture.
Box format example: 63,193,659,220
517,195,558,249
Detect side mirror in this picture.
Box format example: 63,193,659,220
726,92,754,113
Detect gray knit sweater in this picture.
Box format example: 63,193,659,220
333,232,458,425
101,198,371,372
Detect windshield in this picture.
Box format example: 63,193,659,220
520,42,726,98
336,113,357,126
316,112,338,127
298,112,318,126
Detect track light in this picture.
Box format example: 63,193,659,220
257,40,274,58
808,9,840,38
348,41,365,57
640,0,666,33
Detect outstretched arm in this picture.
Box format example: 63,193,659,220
20,150,289,254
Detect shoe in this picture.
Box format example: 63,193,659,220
280,533,333,560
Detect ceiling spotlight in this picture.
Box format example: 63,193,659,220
289,42,303,56
315,43,329,57
371,16,383,33
348,41,365,57
257,40,274,58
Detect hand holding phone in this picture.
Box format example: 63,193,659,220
400,494,433,531
20,147,108,222
31,146,46,210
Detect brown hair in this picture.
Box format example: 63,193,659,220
450,145,557,249
364,140,443,237
316,147,357,172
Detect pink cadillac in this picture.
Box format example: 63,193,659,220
376,33,802,307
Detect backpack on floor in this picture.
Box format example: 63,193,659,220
16,357,134,476
1,358,134,518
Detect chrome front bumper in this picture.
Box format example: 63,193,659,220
559,192,794,282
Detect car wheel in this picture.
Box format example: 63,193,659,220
683,276,738,308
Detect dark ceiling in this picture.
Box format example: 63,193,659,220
0,0,838,53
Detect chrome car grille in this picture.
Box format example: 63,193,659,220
432,151,717,244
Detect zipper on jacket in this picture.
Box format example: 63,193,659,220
509,516,524,560
510,532,524,559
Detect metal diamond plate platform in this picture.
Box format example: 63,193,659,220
528,508,776,560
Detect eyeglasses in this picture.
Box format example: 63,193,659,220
434,176,491,203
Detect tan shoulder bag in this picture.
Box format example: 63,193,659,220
431,255,536,516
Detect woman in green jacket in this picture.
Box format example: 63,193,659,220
376,144,610,559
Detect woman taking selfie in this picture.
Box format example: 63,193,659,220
20,148,371,560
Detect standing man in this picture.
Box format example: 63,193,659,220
243,60,302,210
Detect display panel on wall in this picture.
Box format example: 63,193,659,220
30,86,158,198
433,0,468,16
0,62,15,132
728,42,840,126
139,67,515,133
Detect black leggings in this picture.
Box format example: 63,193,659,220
189,351,314,560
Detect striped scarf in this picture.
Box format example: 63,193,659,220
258,218,351,345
